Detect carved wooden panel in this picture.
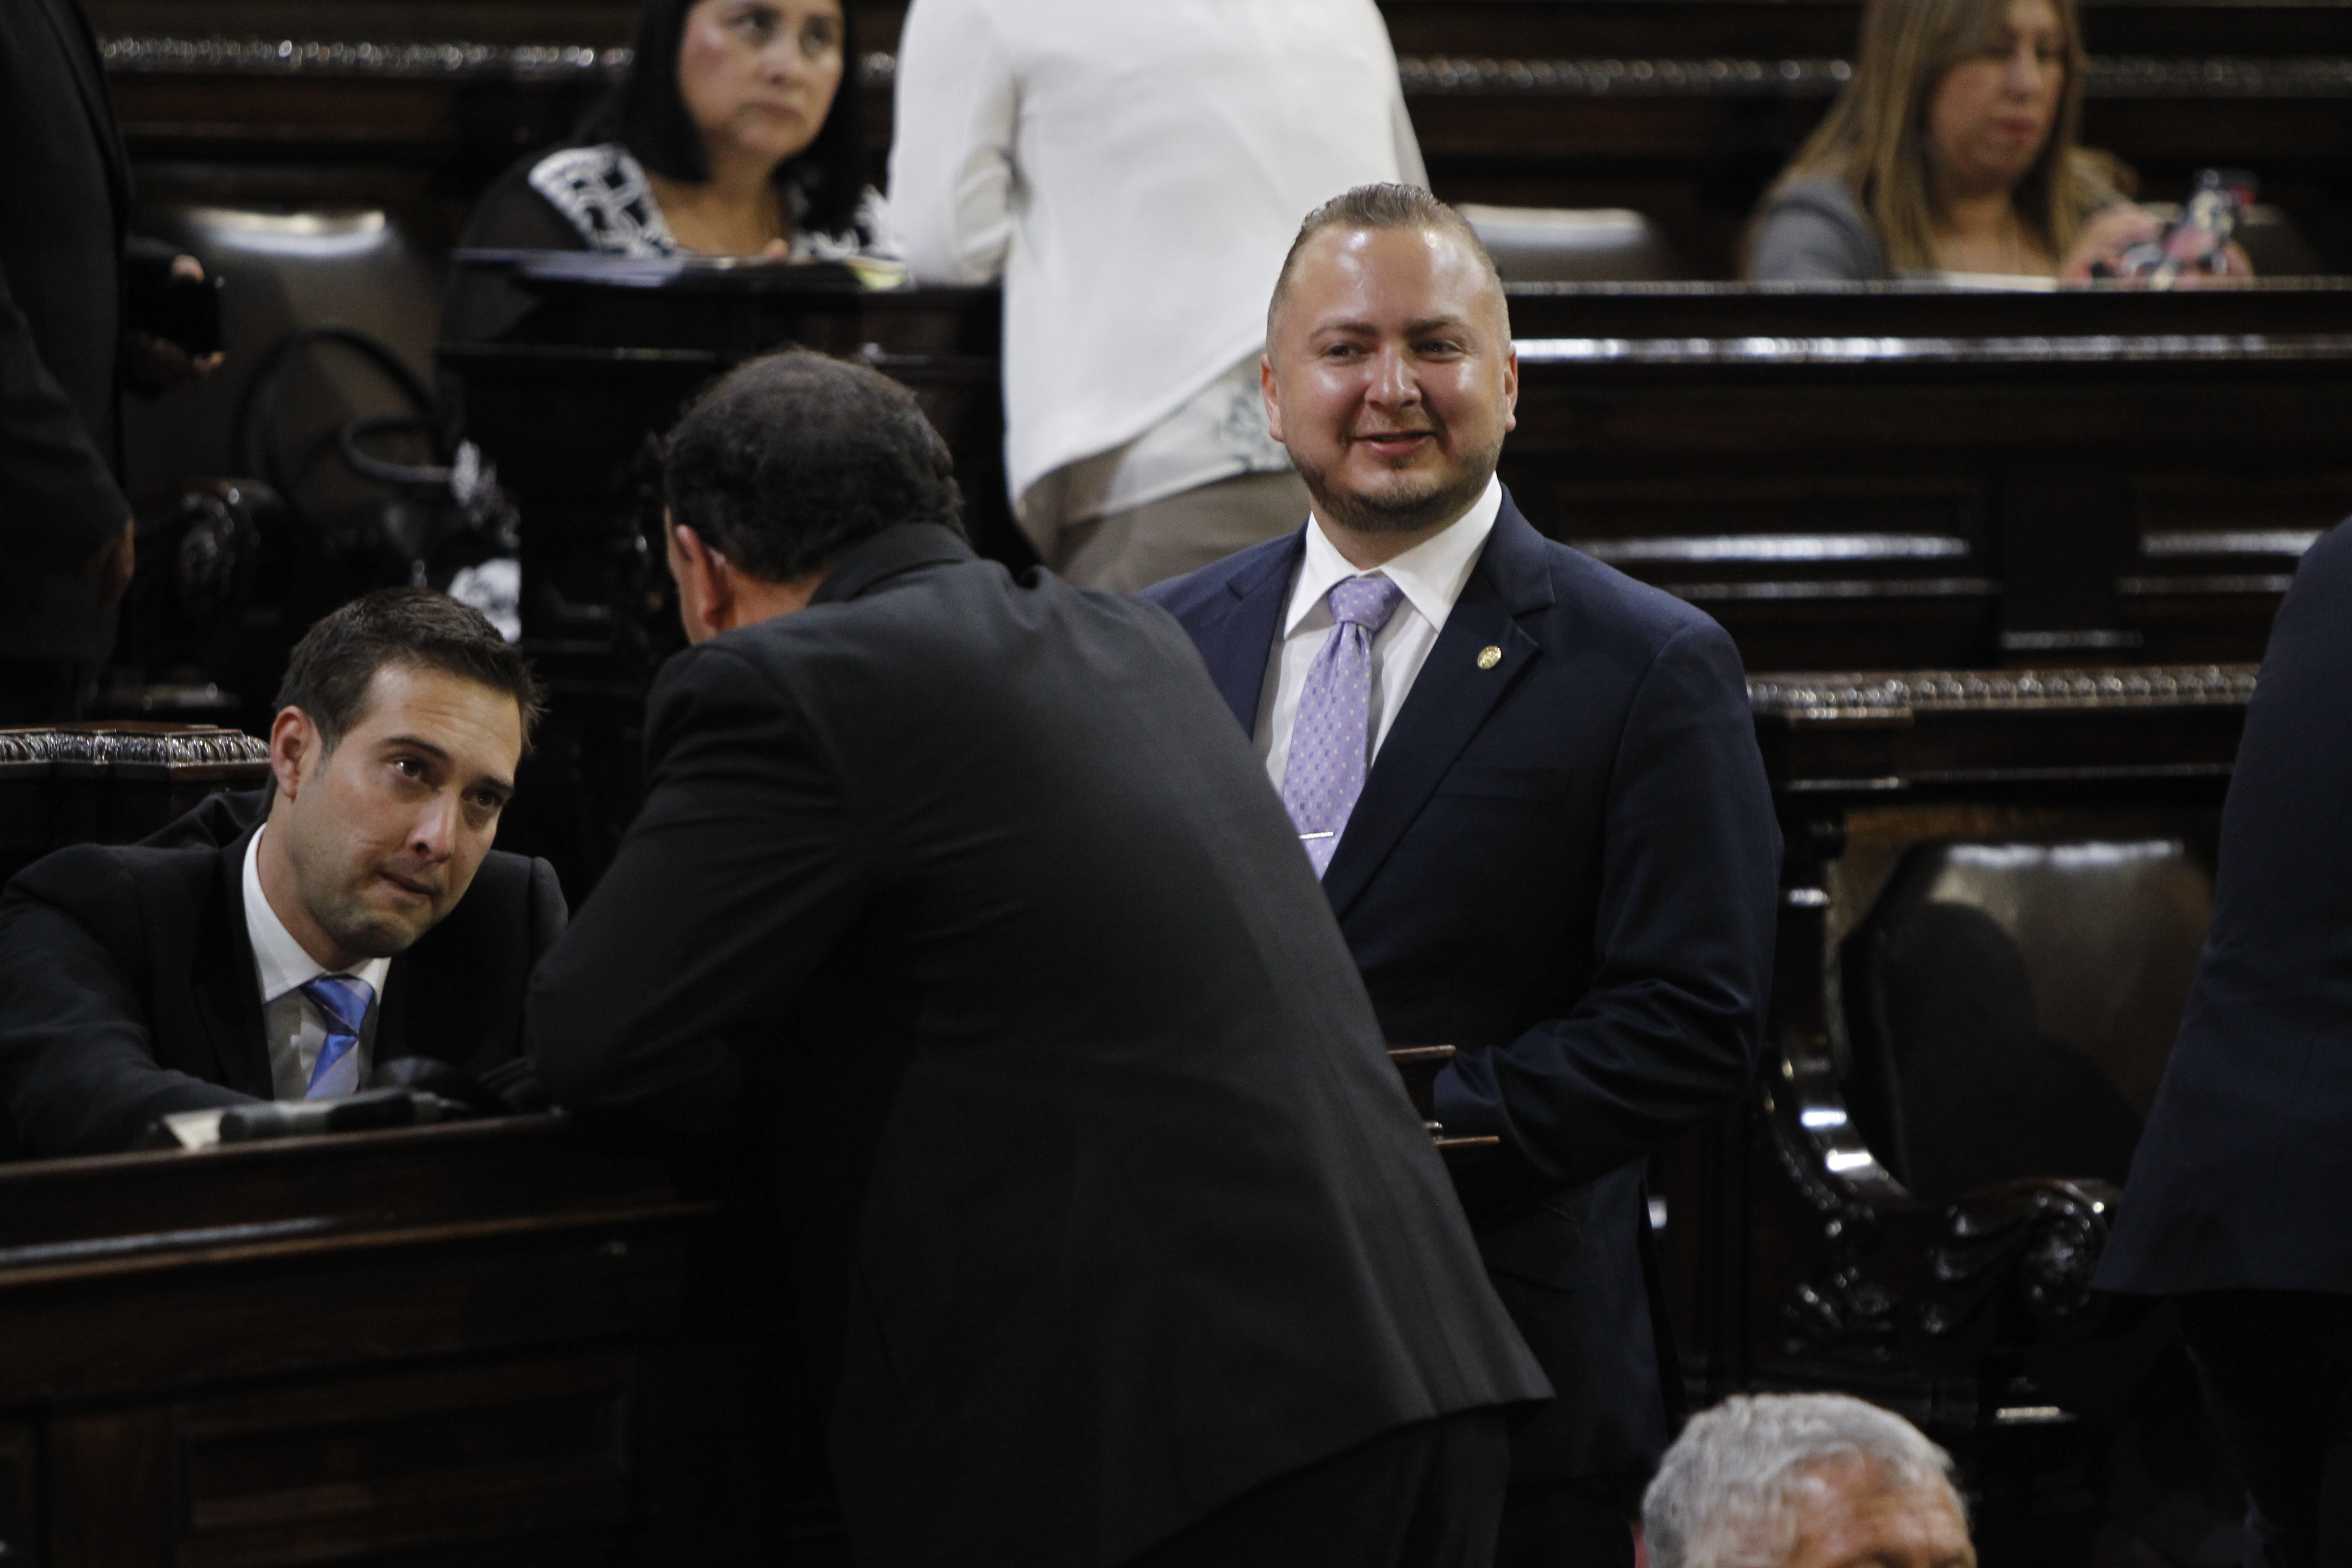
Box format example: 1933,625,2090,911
0,724,270,883
172,1355,634,1566
37,1356,635,1568
0,1123,740,1565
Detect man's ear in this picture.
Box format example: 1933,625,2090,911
1501,343,1519,433
268,706,318,805
1261,352,1286,444
668,520,737,639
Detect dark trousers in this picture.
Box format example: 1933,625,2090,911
1122,1410,1511,1568
2179,1290,2352,1568
1496,1479,1638,1568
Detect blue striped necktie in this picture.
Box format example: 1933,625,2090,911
300,974,374,1100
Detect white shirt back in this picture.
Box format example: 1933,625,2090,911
1255,477,1505,792
889,0,1425,518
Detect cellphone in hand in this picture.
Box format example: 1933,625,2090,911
2102,168,2257,288
127,265,225,357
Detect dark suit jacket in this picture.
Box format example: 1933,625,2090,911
0,787,568,1158
0,0,134,661
1144,489,1781,1490
2100,517,2352,1296
528,524,1551,1568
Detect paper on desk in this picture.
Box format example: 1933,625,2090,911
159,1108,226,1150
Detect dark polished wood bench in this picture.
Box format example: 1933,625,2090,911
81,0,2352,275
1652,662,2254,1563
437,267,2347,890
1499,280,2352,673
0,724,269,885
0,1115,846,1567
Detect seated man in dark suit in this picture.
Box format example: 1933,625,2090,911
0,589,564,1157
528,350,1550,1568
1143,184,1782,1565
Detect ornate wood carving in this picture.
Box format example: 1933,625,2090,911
0,724,271,883
92,40,2352,102
0,725,270,775
1520,332,2352,366
1721,664,2246,1441
1749,664,2261,722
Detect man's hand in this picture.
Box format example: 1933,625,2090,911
2059,205,2164,282
127,255,225,392
77,519,135,605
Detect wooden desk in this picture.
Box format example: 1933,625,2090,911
0,725,268,886
439,270,2344,887
1651,662,2253,1560
84,1,2352,275
0,1116,843,1567
1500,281,2352,672
1376,0,2352,275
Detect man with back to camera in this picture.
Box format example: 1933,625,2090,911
0,589,564,1158
526,349,1553,1568
1144,184,1783,1565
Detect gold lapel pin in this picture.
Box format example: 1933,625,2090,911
1476,645,1503,670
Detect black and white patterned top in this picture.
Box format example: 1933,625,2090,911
524,142,896,262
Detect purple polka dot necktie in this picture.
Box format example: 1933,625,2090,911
1281,575,1406,877
300,974,374,1100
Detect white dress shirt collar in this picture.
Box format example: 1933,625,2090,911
242,824,391,1004
1284,475,1504,637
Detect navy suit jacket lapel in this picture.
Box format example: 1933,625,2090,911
1321,491,1557,921
1197,530,1306,733
192,829,279,1099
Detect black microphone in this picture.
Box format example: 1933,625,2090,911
215,1087,468,1144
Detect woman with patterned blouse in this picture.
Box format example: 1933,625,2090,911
444,0,891,340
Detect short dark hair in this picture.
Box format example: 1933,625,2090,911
1268,183,1503,332
274,589,545,752
663,350,965,582
579,0,868,238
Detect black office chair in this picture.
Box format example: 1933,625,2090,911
1840,834,2211,1204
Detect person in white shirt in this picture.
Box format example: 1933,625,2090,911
887,0,1426,591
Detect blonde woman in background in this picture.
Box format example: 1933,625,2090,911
1745,0,2204,283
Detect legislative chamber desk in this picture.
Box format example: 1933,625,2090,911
437,264,2347,888
1498,278,2352,673
1651,664,2256,1565
0,1116,854,1568
85,0,2352,274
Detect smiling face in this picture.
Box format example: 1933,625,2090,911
263,663,523,971
1264,224,1518,544
674,0,845,175
1924,0,2067,198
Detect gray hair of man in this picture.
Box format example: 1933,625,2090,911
1643,1394,1965,1568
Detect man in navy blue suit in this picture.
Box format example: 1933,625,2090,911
1143,184,1781,1565
2098,520,2352,1568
